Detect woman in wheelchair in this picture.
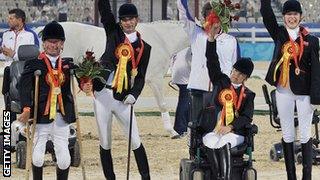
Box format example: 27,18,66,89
260,0,320,179
203,23,255,180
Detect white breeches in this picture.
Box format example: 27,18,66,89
32,113,70,170
202,132,244,149
93,88,141,150
276,88,314,143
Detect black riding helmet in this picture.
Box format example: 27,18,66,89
282,0,302,15
118,3,138,19
42,21,65,41
233,58,254,77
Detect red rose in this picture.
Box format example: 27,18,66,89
233,15,240,21
204,11,221,33
224,0,232,6
85,51,95,61
234,3,241,9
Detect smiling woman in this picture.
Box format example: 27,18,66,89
260,0,320,179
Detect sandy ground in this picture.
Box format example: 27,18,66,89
4,116,320,180
1,61,320,179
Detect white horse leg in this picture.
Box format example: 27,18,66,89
145,78,178,136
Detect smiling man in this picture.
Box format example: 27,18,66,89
261,0,320,179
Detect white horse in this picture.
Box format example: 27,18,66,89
35,21,189,135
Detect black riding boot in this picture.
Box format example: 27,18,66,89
32,164,43,180
282,139,297,180
301,139,312,180
56,166,69,180
100,146,116,180
205,147,220,179
218,144,231,180
133,144,150,180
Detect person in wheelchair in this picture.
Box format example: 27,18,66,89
204,23,255,180
260,0,320,179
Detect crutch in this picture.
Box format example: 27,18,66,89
126,105,134,180
70,70,87,180
25,70,41,180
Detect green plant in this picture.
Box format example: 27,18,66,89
75,51,106,84
207,0,241,33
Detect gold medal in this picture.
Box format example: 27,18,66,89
295,68,300,75
131,68,138,77
53,87,61,95
235,110,239,118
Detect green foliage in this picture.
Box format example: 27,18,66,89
210,0,240,33
75,51,107,84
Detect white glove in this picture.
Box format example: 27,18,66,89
123,94,136,105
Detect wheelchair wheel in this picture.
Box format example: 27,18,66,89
70,140,81,167
269,146,280,161
0,135,3,164
243,167,257,180
16,141,27,169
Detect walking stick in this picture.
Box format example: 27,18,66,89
25,70,41,180
70,70,87,180
126,105,134,180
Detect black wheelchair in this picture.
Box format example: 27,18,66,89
179,91,258,180
0,45,80,168
262,84,320,164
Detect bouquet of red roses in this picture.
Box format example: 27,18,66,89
75,51,106,96
203,0,241,33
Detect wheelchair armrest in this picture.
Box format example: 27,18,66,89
262,84,271,105
245,124,258,135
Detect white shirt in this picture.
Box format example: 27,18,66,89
0,26,39,66
47,54,59,67
125,31,138,43
287,26,299,40
171,47,191,85
177,0,238,91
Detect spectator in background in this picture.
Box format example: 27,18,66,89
0,9,39,65
33,0,42,6
170,47,192,139
1,8,39,122
36,10,49,23
58,0,68,22
82,7,94,24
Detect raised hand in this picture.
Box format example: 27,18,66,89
207,22,221,42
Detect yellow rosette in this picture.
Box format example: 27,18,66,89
112,43,131,93
46,70,65,120
274,41,299,87
215,89,234,130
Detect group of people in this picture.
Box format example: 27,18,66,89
171,0,319,179
1,0,319,179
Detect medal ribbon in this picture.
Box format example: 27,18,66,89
215,89,233,131
39,52,65,120
231,85,245,111
124,32,144,78
215,86,245,130
273,33,304,87
112,44,131,93
290,34,304,74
